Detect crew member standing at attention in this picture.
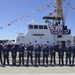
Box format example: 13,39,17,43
72,43,75,65
0,43,2,64
50,42,56,65
66,43,72,66
18,43,25,65
2,44,9,65
34,43,41,66
11,44,17,66
58,43,64,66
26,42,33,65
42,43,49,66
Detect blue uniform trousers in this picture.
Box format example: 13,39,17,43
66,53,71,65
27,52,33,65
12,54,16,65
59,54,64,65
35,53,40,65
43,54,48,65
50,52,55,64
3,54,9,65
72,54,75,65
19,54,24,65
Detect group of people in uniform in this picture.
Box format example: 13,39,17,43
0,41,75,66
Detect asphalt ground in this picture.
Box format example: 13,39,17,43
0,57,75,73
0,52,75,74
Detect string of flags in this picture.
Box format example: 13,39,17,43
0,27,3,29
53,0,57,3
0,0,75,29
0,3,53,29
64,0,75,10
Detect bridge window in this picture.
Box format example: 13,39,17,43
47,41,49,43
57,35,62,38
22,36,24,38
39,25,43,29
44,25,48,29
29,25,33,29
34,25,38,29
35,40,37,43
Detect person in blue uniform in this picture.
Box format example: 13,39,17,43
72,43,75,65
26,42,33,65
0,44,2,64
50,42,56,65
66,43,72,65
34,43,41,66
18,43,25,65
2,44,9,65
58,43,64,65
42,43,49,65
11,44,17,65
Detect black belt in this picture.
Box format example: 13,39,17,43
36,52,40,54
4,53,7,54
28,51,32,53
60,53,63,55
52,51,55,52
45,52,47,54
68,53,71,54
20,52,22,54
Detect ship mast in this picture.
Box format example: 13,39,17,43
43,0,71,43
43,0,64,26
54,0,64,25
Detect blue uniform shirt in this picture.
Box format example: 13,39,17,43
43,46,49,55
66,46,72,55
35,45,41,54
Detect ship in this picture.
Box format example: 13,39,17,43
15,0,75,47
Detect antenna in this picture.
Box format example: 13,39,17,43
42,0,71,42
43,0,64,26
54,0,64,25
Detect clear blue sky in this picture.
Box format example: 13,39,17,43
0,0,75,40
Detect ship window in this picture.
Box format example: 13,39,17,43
35,40,37,43
29,25,33,29
39,25,43,29
47,41,49,43
17,38,19,41
22,36,24,38
44,25,47,29
34,25,38,29
57,35,62,38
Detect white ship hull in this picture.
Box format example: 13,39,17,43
15,22,74,46
15,0,75,46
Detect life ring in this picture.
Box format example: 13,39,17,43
52,24,56,30
66,40,71,44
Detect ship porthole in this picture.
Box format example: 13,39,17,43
22,36,24,38
35,40,37,43
40,37,42,39
47,41,49,43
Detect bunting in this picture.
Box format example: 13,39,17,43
0,2,53,29
0,27,3,29
49,24,71,35
1,0,75,29
8,23,10,26
54,0,57,3
64,0,75,10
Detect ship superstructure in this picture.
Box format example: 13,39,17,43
15,0,74,46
